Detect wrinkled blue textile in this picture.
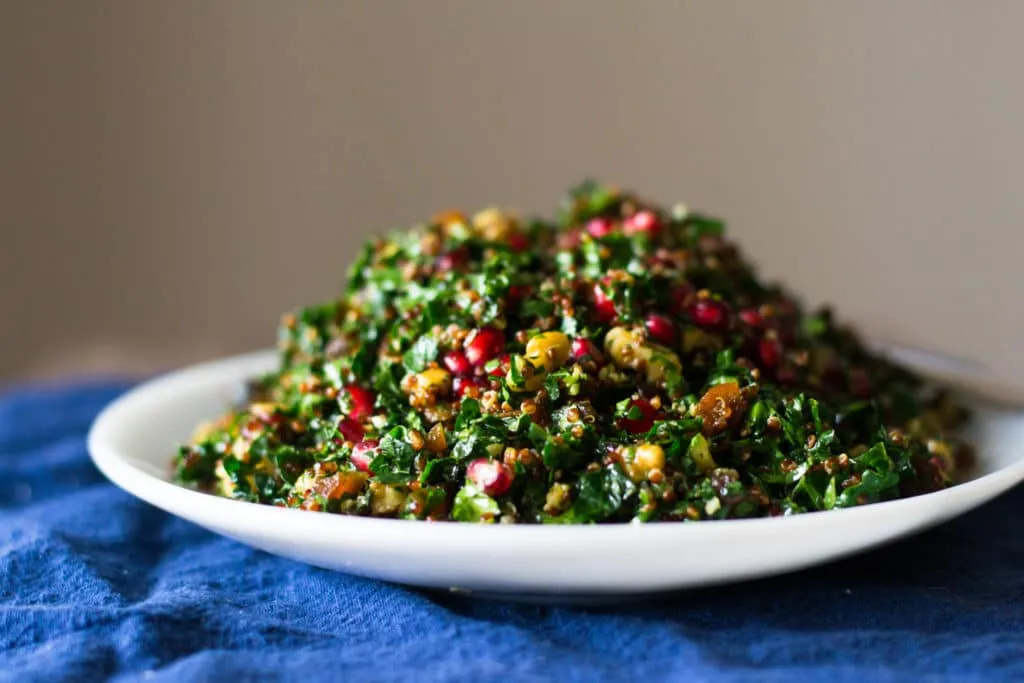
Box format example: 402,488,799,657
2,381,1023,683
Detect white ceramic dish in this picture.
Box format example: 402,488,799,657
88,349,1024,600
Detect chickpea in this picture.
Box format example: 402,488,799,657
249,402,279,421
605,326,646,368
472,207,517,242
215,459,257,498
214,460,235,497
369,482,408,516
625,443,666,482
604,326,682,384
644,343,682,383
525,331,571,372
432,209,468,229
543,483,572,514
506,354,546,392
417,367,452,393
634,443,666,471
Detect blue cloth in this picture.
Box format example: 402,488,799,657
1,381,1023,683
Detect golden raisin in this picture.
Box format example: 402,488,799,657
695,381,747,436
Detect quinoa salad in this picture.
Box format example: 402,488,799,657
173,181,972,523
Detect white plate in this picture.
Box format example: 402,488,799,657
88,349,1024,601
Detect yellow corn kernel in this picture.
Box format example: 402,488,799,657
525,331,571,372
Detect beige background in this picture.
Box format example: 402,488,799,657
3,1,1023,385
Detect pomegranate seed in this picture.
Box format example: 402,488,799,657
758,337,781,368
454,376,487,397
776,298,798,319
467,458,513,497
442,349,472,376
618,397,658,434
464,327,505,367
776,325,797,346
623,210,661,236
822,358,845,384
507,232,529,252
345,386,375,420
690,299,731,332
351,439,379,473
488,353,511,378
586,217,615,238
571,338,605,365
669,283,695,314
738,308,762,328
557,228,582,250
592,279,617,323
850,368,872,399
776,366,797,385
436,246,469,272
644,313,676,345
337,417,365,443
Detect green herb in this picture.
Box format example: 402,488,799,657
173,181,970,523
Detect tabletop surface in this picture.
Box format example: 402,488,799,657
1,380,1022,683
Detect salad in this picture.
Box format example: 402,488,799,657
173,181,971,523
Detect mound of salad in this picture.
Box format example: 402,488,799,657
173,181,972,523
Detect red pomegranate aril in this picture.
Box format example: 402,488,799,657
337,417,365,443
592,281,617,323
670,283,695,314
623,210,661,236
465,327,505,367
454,376,487,397
586,217,615,238
557,228,582,250
344,385,375,420
351,439,379,473
850,368,872,399
571,337,605,365
442,349,472,376
618,397,658,434
488,353,511,378
435,246,469,273
738,308,763,328
507,232,529,252
758,337,781,368
777,325,797,346
776,298,798,319
690,299,731,332
776,366,797,385
467,458,513,497
644,313,676,345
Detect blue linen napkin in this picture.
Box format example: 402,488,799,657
1,380,1022,683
